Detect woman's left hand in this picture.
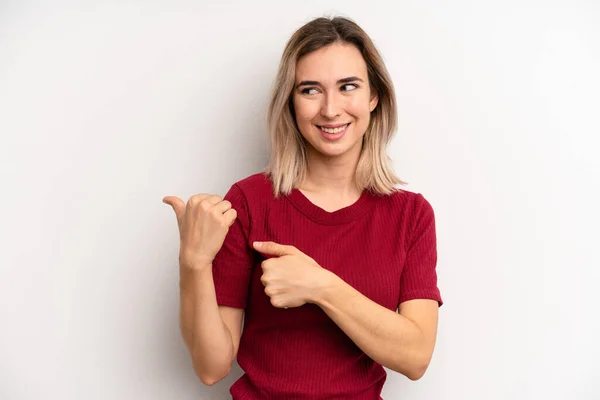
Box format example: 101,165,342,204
253,241,334,309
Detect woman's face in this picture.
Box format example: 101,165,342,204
292,42,378,160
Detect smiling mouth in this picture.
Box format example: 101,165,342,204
317,123,350,134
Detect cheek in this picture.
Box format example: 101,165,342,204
293,97,318,122
347,95,372,116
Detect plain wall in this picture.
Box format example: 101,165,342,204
1,0,599,399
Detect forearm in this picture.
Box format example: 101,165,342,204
314,273,430,380
179,264,233,383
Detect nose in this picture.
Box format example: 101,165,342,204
320,92,342,119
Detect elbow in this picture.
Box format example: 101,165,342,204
400,354,432,381
391,361,429,381
404,342,435,381
406,364,428,381
193,360,232,386
196,367,231,386
198,373,223,387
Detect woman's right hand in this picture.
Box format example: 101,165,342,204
162,194,237,271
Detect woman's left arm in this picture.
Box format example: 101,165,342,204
313,273,439,381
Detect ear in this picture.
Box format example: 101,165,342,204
369,91,379,112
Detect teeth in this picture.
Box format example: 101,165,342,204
321,124,348,134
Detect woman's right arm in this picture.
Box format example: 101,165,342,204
179,264,244,385
162,193,243,386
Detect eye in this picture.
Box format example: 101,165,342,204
300,87,319,95
341,83,358,92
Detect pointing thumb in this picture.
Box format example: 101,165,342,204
162,196,185,228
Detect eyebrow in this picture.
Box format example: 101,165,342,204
296,76,364,88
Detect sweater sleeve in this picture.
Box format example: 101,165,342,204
212,183,254,309
398,193,443,307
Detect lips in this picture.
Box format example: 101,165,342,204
316,123,350,141
317,123,350,134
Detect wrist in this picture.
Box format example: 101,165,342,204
179,254,213,272
310,269,342,306
179,262,213,291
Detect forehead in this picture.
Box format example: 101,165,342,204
295,43,368,82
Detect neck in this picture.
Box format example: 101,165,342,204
299,144,362,198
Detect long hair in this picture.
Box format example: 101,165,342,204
264,16,406,197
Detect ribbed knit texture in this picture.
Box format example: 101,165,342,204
212,172,442,400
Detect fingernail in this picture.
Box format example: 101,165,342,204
253,242,262,248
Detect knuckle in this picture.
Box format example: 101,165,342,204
270,298,280,307
260,277,269,287
190,194,207,204
199,200,212,212
225,209,237,224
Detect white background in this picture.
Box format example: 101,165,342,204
1,1,599,399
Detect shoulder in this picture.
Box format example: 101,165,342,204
232,172,272,190
228,172,273,198
385,188,434,215
377,188,435,232
223,172,275,208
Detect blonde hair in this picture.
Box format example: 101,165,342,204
264,16,406,197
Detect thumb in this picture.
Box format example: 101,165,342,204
162,196,185,228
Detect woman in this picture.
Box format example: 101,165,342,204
163,16,442,399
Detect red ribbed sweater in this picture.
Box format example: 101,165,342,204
212,172,442,399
